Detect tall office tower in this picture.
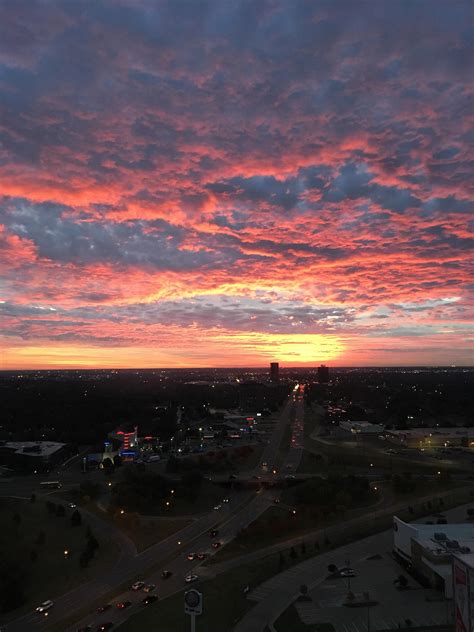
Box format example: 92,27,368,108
270,362,279,382
317,364,329,383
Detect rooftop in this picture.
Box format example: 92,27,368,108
1,441,66,457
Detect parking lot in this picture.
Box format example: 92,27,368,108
295,529,450,630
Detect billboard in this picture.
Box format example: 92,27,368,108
453,557,471,632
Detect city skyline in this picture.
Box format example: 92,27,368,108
1,1,472,369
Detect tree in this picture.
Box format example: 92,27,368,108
394,574,408,589
86,533,99,557
278,551,285,569
102,457,114,472
56,504,65,517
12,512,21,530
79,550,91,568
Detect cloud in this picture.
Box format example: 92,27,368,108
0,0,472,367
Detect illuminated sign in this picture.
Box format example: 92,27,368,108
453,557,471,632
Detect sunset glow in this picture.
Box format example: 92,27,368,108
0,1,472,369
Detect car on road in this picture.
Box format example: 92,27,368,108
187,552,196,560
284,474,296,480
69,502,77,508
209,529,219,537
222,498,230,503
212,541,221,549
185,574,199,583
96,624,114,631
36,600,53,613
162,570,173,579
273,498,280,504
143,584,156,593
340,569,356,577
142,595,158,605
197,552,206,560
97,604,112,613
116,600,131,609
213,504,222,511
131,580,145,590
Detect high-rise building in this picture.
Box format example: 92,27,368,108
317,364,329,383
270,362,279,382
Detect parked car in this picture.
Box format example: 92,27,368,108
131,581,145,591
187,552,196,561
197,552,206,560
185,574,199,583
97,604,112,613
96,624,114,632
209,529,219,537
143,584,156,593
36,600,53,613
213,504,222,511
340,569,356,577
162,570,172,579
116,600,131,609
212,541,221,549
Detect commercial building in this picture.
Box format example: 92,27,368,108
340,420,385,434
452,554,474,632
0,440,70,472
393,516,474,597
385,428,473,449
317,364,329,383
108,424,138,458
270,362,279,383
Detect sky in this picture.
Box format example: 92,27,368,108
0,0,473,369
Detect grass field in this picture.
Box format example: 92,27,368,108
87,502,192,552
0,497,118,618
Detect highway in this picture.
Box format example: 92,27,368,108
1,393,299,632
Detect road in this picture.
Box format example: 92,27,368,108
1,395,298,632
281,386,305,472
